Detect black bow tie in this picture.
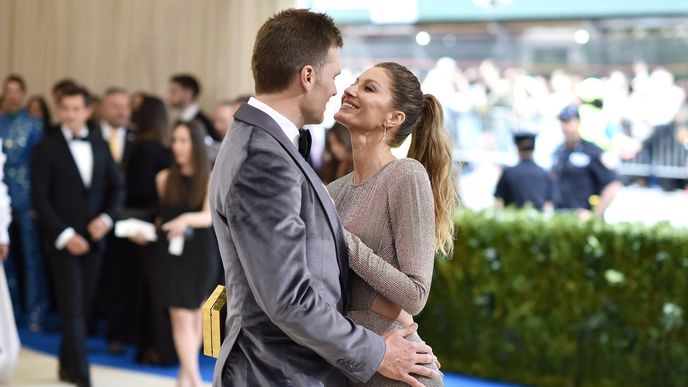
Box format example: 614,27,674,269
298,128,312,159
72,135,89,142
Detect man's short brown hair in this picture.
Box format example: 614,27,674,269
252,9,343,94
59,85,92,107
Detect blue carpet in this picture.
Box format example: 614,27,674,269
19,329,519,386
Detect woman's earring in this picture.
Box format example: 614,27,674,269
381,123,388,142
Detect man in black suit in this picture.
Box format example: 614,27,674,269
94,87,136,353
31,85,123,387
98,87,133,167
167,73,218,141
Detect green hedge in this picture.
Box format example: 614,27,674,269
417,208,688,387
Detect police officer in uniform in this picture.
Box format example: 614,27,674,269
495,130,552,210
552,105,621,219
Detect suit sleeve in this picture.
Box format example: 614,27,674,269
30,141,68,240
225,146,385,383
343,161,435,315
494,170,507,200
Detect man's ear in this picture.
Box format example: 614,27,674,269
299,65,316,91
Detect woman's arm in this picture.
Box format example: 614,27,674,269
170,192,212,228
161,182,212,238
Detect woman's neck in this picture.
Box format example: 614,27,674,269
350,128,396,185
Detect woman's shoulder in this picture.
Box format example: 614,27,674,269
155,168,170,185
387,158,429,181
327,172,353,194
384,158,432,202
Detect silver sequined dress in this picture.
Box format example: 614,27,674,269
328,158,443,387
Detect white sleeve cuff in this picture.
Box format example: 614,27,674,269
0,228,9,244
55,228,76,250
99,214,113,229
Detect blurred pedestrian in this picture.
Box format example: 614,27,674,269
0,144,19,383
0,74,46,330
149,120,216,387
552,105,621,219
320,122,353,184
31,85,123,387
26,95,52,133
495,131,552,211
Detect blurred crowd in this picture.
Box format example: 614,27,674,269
421,58,688,179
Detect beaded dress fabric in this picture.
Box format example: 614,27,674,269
329,158,443,387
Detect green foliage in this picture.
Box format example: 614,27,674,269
417,208,688,387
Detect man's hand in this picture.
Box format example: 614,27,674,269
377,323,440,386
66,234,90,256
88,217,110,241
0,244,8,261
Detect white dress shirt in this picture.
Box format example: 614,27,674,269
62,126,93,188
180,103,200,122
55,126,111,250
247,97,300,149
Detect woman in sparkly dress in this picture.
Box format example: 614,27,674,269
329,62,458,387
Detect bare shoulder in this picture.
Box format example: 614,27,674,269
155,169,169,195
156,169,169,184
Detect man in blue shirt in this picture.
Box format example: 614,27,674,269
0,74,46,330
552,105,621,219
495,131,552,210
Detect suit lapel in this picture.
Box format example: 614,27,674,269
90,138,105,194
56,132,89,192
234,104,350,305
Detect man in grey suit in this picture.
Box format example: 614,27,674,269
209,8,439,387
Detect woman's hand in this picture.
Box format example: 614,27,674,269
162,215,188,239
129,232,149,246
0,244,8,261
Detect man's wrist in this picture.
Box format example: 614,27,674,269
56,227,76,249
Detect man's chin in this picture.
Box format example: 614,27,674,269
305,113,325,126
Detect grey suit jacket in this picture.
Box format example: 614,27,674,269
209,104,385,386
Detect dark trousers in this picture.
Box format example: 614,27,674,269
49,248,103,383
136,244,177,365
98,235,139,343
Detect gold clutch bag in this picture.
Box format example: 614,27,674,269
202,285,227,358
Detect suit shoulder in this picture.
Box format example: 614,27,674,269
195,111,213,126
36,130,62,147
243,124,288,157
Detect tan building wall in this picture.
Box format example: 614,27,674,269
0,0,296,113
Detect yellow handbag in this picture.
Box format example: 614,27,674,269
202,285,227,358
